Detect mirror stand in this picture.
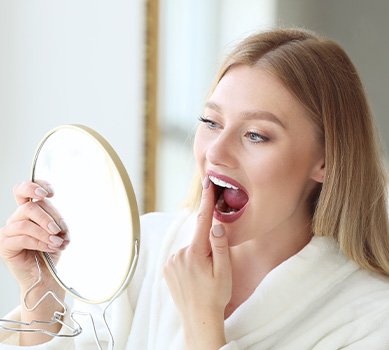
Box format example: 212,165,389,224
0,240,139,350
0,254,82,337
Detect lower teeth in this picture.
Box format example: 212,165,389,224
216,197,237,215
223,209,238,215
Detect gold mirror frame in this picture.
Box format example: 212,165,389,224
31,124,140,304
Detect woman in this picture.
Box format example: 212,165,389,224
1,28,389,349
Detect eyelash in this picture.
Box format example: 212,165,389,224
198,116,218,129
198,116,269,143
245,131,269,143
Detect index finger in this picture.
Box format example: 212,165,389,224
189,176,215,256
13,181,54,205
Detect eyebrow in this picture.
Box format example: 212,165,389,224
204,101,286,129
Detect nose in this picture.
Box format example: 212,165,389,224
206,132,238,169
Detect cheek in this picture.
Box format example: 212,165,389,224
247,156,309,216
249,147,310,189
252,150,293,177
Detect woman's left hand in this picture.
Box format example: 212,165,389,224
163,177,232,350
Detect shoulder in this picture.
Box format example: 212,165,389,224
344,267,389,310
137,209,195,263
284,236,389,319
318,239,389,344
312,236,389,304
286,236,389,346
140,211,180,234
335,270,389,347
139,209,193,243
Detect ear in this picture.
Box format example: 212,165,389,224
310,157,325,183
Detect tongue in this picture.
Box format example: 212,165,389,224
223,188,248,210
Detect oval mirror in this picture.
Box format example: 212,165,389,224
31,124,140,304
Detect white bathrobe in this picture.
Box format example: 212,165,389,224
1,210,389,349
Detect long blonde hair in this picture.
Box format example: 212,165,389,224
187,28,389,276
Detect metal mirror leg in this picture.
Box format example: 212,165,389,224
0,253,82,337
0,239,139,350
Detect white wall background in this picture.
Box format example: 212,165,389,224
0,0,146,316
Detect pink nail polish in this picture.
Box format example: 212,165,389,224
35,187,48,198
49,235,64,247
213,225,225,237
48,221,61,234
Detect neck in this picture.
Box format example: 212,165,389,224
224,223,312,319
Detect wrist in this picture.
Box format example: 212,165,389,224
183,309,226,350
19,280,65,345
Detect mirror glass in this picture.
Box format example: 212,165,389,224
32,125,140,304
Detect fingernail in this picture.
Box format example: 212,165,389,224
202,176,210,189
59,219,69,232
35,187,49,198
47,244,60,251
213,224,224,237
49,235,64,247
48,221,61,234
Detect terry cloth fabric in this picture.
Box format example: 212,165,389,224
1,210,389,349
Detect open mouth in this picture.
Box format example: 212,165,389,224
208,173,249,223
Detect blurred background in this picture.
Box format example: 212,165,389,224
1,0,388,316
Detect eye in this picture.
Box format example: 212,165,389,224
245,131,268,143
198,116,219,130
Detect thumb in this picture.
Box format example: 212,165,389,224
210,224,231,279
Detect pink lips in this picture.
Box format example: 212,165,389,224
207,170,249,224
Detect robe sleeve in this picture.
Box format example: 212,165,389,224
341,320,389,349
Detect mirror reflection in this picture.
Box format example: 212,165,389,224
32,125,139,303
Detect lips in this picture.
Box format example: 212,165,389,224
207,171,249,223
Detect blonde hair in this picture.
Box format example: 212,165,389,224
187,28,389,276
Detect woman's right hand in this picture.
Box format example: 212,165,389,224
0,181,69,290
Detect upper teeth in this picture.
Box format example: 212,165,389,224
209,176,239,190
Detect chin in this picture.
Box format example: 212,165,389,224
226,236,243,247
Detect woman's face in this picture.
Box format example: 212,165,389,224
193,65,324,246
